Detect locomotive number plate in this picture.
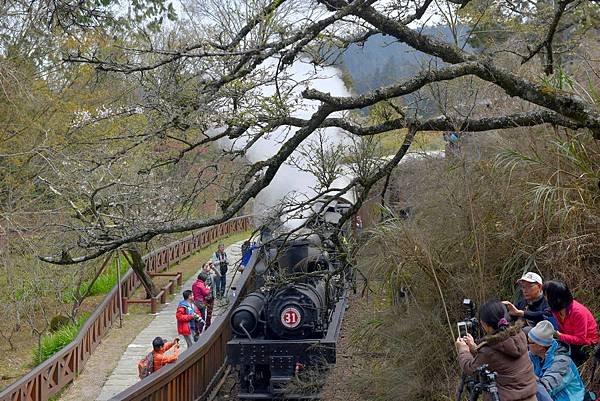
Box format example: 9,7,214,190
281,307,301,329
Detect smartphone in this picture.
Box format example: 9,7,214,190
457,322,467,338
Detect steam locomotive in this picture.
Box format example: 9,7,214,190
226,196,353,399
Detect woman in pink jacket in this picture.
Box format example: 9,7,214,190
543,280,598,366
192,273,210,339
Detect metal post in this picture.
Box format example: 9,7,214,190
117,251,123,328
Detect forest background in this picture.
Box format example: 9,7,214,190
0,0,599,400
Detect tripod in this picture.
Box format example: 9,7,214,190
456,365,501,401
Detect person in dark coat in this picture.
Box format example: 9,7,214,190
503,272,557,328
456,300,538,401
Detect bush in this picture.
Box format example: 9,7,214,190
32,312,90,366
49,315,70,332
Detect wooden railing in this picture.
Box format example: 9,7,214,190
123,271,183,314
0,216,252,401
110,252,258,401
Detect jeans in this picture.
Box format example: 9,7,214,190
215,274,226,298
193,301,206,337
182,334,194,349
536,382,552,401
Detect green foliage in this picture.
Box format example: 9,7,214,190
32,312,90,366
63,256,130,302
539,65,575,91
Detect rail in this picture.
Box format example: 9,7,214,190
109,252,258,401
123,271,183,314
0,216,252,401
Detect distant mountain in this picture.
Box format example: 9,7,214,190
333,25,472,113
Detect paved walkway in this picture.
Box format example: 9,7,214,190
96,242,244,401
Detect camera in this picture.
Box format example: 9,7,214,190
457,299,479,339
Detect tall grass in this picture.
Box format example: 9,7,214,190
32,312,90,366
347,129,600,400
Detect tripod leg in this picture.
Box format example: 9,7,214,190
468,387,481,401
455,375,466,401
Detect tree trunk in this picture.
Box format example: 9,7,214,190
125,244,159,298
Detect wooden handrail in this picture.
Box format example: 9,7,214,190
0,216,252,401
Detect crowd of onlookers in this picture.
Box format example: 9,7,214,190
142,242,260,376
456,272,599,401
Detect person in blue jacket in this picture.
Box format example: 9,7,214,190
240,240,257,271
528,320,585,401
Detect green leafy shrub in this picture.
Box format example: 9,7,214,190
32,312,90,366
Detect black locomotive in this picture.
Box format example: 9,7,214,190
227,199,352,399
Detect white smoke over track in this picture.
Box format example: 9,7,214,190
223,58,352,228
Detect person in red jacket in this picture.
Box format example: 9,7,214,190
543,280,599,366
152,337,180,372
176,290,202,349
192,273,210,340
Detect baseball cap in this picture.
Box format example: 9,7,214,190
517,272,543,285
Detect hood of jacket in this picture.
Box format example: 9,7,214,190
178,300,193,310
477,320,528,358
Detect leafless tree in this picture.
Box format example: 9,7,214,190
26,0,599,267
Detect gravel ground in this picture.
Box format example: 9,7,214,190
320,292,364,401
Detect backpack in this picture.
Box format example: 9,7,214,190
138,351,154,379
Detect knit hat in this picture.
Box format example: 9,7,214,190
518,272,543,285
528,320,555,347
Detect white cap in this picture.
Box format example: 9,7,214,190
517,272,543,285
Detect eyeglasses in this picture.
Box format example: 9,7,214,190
520,282,539,290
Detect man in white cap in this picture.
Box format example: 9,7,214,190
528,320,585,401
503,272,556,328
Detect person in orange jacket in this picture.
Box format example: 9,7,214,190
152,337,180,371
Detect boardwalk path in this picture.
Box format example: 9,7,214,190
94,241,244,401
